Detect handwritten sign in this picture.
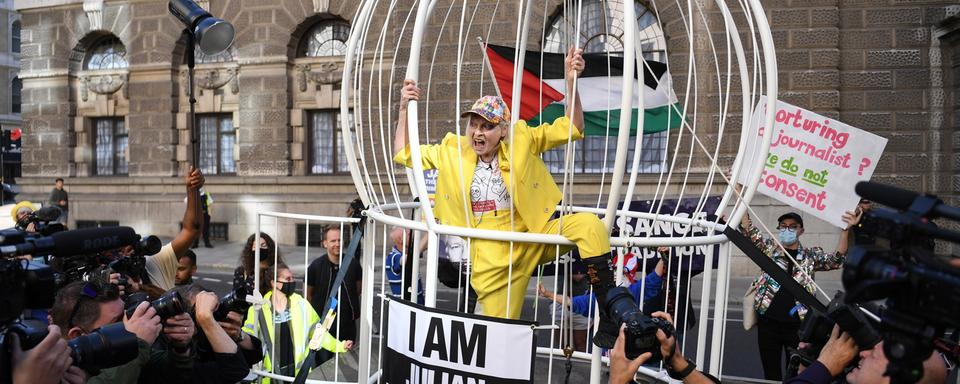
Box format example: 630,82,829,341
741,99,887,228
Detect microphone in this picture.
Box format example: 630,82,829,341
855,181,960,221
0,226,140,258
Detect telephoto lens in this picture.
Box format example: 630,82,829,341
124,290,186,320
67,322,140,373
6,322,139,374
605,287,675,360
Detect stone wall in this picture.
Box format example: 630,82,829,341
12,0,960,260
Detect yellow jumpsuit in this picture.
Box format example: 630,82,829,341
395,116,611,319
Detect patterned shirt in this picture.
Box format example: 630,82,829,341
742,226,845,320
469,157,510,216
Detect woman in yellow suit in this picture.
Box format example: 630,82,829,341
243,263,352,383
393,47,619,348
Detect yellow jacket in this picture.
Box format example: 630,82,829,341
394,116,581,233
243,291,347,383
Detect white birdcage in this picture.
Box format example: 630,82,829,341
249,0,782,383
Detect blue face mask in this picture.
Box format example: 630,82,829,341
778,228,798,245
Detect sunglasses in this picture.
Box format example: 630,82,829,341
67,282,100,329
860,200,871,205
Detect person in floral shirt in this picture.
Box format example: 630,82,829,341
740,210,859,381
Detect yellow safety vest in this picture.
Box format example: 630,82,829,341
243,291,319,383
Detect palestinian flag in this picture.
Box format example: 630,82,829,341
483,43,684,136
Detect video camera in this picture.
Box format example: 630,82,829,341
842,182,960,383
788,292,881,376
15,206,66,236
81,235,162,287
605,286,675,360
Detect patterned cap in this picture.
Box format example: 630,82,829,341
460,95,511,124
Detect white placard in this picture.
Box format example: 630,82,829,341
741,99,888,228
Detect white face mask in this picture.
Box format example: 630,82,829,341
778,228,798,245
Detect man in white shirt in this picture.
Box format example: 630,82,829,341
143,167,205,291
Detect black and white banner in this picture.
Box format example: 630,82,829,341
383,299,535,384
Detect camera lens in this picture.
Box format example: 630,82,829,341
68,322,139,372
151,290,186,320
604,287,666,360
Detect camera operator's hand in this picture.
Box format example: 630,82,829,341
125,301,162,344
109,273,141,296
651,311,679,362
194,291,239,354
817,325,857,377
217,311,243,340
61,366,87,384
609,325,652,384
163,313,196,352
194,291,219,316
11,325,72,384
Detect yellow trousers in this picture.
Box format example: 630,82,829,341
469,211,610,319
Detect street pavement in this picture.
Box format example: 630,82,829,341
188,238,837,383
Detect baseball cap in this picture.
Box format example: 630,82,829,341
460,95,511,125
777,212,804,228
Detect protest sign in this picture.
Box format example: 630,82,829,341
383,298,535,384
741,99,887,228
614,196,723,274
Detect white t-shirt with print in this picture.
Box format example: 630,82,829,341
469,158,511,216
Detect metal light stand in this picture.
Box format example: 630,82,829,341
184,30,202,222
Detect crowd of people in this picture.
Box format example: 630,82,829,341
6,170,367,384
5,42,956,384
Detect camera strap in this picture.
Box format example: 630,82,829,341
723,227,827,314
293,221,364,384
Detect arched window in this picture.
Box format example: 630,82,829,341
194,45,236,64
84,37,128,70
299,20,350,57
11,20,20,54
11,77,21,114
541,0,669,174
543,0,666,61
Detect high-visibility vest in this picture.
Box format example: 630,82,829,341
243,291,319,383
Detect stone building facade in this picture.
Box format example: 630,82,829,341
1,0,21,168
11,0,960,259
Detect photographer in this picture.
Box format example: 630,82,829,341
9,324,84,384
142,167,205,291
608,311,717,384
49,281,165,383
171,283,261,384
788,330,949,384
785,325,857,384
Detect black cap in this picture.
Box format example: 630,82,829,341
777,212,804,228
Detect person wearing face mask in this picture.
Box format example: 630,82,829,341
243,263,353,383
234,232,285,298
393,47,624,348
739,210,858,381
